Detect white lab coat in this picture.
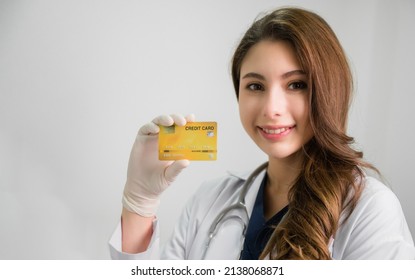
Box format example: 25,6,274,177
109,168,415,259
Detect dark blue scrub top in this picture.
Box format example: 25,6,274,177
240,174,289,260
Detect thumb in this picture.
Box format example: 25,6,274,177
164,160,190,184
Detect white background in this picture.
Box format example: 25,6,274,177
0,0,414,259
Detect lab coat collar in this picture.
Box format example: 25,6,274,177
227,167,267,218
226,169,252,181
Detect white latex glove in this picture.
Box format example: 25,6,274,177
122,114,196,217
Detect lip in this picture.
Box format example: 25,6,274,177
258,125,295,140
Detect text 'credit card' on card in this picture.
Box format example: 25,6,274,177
158,122,217,161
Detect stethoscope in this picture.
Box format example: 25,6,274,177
200,161,335,259
201,161,269,259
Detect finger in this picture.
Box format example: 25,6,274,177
138,122,160,136
152,115,174,126
185,113,196,123
170,114,186,126
164,159,190,184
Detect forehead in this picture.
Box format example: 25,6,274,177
240,40,301,75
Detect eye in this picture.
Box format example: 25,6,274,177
288,81,307,90
247,83,264,91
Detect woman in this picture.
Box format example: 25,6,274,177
109,7,415,259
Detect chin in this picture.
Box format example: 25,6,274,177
263,145,304,161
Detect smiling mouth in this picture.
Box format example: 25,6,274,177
260,126,294,135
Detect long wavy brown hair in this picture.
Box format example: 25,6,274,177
231,7,377,259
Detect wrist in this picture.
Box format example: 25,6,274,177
122,193,160,217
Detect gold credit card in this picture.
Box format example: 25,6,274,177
159,122,217,161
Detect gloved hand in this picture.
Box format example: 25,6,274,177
122,114,195,217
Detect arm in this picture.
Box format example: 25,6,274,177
121,208,154,253
109,114,195,259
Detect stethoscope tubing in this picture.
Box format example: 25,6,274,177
202,161,269,259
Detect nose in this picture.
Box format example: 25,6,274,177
262,86,287,118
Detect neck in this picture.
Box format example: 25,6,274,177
266,152,303,194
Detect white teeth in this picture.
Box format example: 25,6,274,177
262,127,290,134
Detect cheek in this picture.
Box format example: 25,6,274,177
238,101,248,125
291,97,309,122
294,101,313,138
238,98,255,130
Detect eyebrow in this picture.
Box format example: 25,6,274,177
241,70,306,80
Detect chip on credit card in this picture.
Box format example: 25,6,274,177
159,122,217,161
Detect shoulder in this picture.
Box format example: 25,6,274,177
333,175,415,259
356,176,402,217
191,169,249,202
347,176,404,230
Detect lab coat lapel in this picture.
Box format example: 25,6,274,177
244,169,267,219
